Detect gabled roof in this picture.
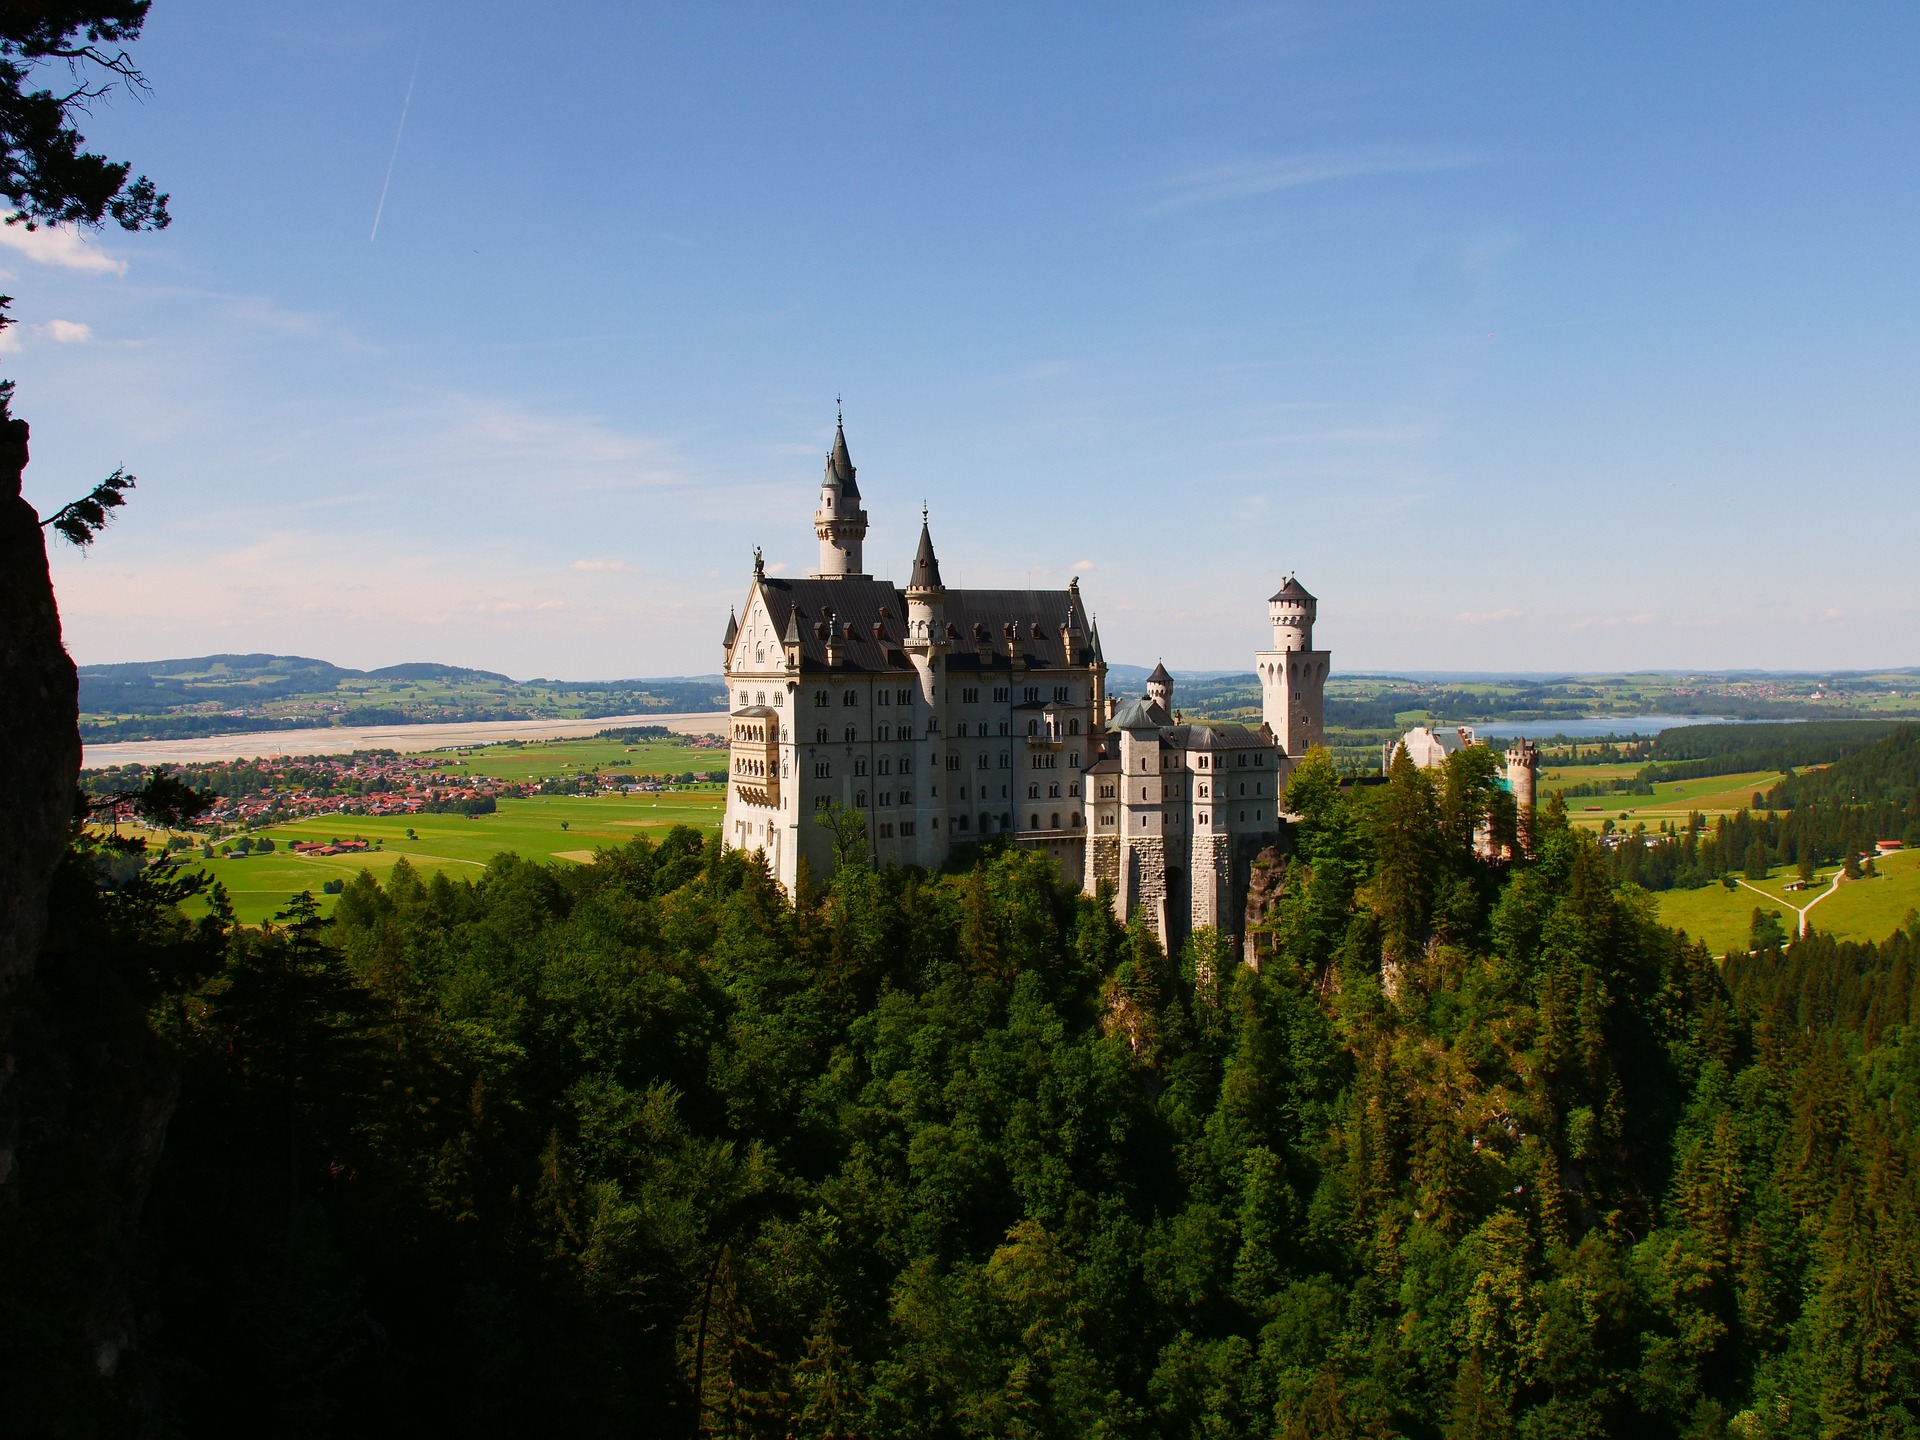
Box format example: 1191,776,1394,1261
1163,722,1273,751
1108,695,1173,731
1270,575,1315,603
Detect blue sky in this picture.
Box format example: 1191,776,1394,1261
12,2,1920,678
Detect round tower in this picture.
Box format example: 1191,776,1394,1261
904,510,945,650
1268,574,1316,653
811,412,869,578
1505,738,1540,856
1146,660,1173,712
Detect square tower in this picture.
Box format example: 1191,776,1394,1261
1255,575,1329,758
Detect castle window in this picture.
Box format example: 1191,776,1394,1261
998,721,1009,736
1053,686,1068,702
1028,784,1040,799
1071,813,1081,828
993,688,1009,703
900,757,912,773
878,823,892,838
900,789,911,804
1069,751,1079,768
737,691,748,707
946,755,959,771
815,726,828,743
962,688,979,704
1068,718,1080,735
956,722,967,737
856,790,867,807
855,758,868,776
755,647,764,663
1047,784,1059,798
998,753,1010,769
1027,719,1039,736
1024,687,1039,703
897,689,912,706
878,757,891,775
814,762,830,778
1255,754,1264,766
878,690,890,707
1069,783,1079,796
977,754,989,770
845,726,857,743
1238,755,1247,767
900,821,915,836
1050,813,1059,828
956,815,970,831
1030,814,1040,829
880,792,891,806
814,691,828,707
774,692,783,707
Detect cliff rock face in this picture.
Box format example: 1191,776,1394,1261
1242,845,1287,969
0,417,81,1186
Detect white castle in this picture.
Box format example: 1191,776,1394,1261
720,418,1329,952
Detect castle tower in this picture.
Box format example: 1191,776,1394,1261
1146,661,1173,712
1505,737,1540,857
903,514,949,866
1256,575,1330,757
811,413,869,578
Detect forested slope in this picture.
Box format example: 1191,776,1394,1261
7,750,1920,1437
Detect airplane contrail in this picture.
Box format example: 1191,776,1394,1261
369,39,424,242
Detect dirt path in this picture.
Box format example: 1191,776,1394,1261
1736,870,1853,937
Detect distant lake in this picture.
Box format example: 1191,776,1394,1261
1475,715,1738,740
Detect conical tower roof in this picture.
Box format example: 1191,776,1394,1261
909,515,943,590
824,415,859,499
1269,574,1314,603
1148,660,1173,685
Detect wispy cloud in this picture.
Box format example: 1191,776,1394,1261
0,224,126,274
1148,146,1480,212
40,319,92,343
1457,608,1522,624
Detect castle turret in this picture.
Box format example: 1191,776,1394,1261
903,513,948,867
811,413,869,578
1146,660,1173,712
1505,737,1540,857
1257,574,1329,758
1268,574,1316,652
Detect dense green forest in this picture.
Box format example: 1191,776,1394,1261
9,746,1920,1437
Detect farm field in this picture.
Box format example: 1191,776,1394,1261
416,736,725,782
171,790,725,924
1550,769,1794,830
1644,848,1920,956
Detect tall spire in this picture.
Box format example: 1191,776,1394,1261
909,512,943,591
825,413,859,499
811,408,869,578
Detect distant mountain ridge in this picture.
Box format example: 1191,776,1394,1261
77,653,729,744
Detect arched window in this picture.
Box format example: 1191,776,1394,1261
1071,813,1081,828
878,757,891,775
1068,718,1080,735
1030,814,1039,829
855,758,868,776
855,790,867,807
843,690,858,707
1027,719,1039,736
815,726,828,743
1049,813,1059,829
814,691,828,708
844,726,857,743
1027,783,1040,799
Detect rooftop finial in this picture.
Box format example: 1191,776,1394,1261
922,500,928,524
753,545,764,578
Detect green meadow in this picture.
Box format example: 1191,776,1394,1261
412,735,726,782
1643,847,1920,957
1547,768,1795,829
174,790,725,924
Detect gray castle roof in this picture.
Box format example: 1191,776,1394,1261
1108,695,1173,731
751,575,1093,676
1163,721,1272,751
1270,575,1315,603
1148,660,1173,685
